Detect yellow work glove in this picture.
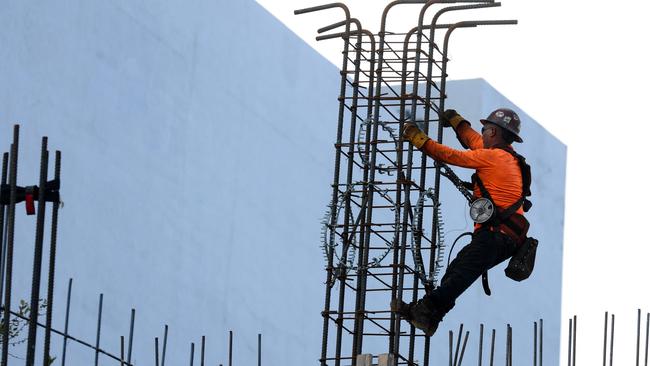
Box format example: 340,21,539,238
403,123,430,149
441,109,467,129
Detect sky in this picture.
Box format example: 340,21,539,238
256,0,650,364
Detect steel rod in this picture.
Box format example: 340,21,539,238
60,278,72,366
121,336,125,366
201,336,205,366
573,315,577,366
603,312,608,366
190,342,195,366
162,325,168,366
479,324,484,366
489,329,495,366
258,333,262,366
94,293,103,366
229,330,233,366
155,337,160,366
610,314,615,366
128,309,135,364
534,322,537,366
26,138,49,366
454,324,463,366
639,309,642,366
43,150,61,366
644,313,650,366
0,153,8,307
2,126,19,366
458,331,469,366
540,319,543,366
568,318,573,366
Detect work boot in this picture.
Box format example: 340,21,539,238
391,298,442,337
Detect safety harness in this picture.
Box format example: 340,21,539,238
471,146,533,296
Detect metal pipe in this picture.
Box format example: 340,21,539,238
2,126,20,366
94,293,103,366
61,278,72,366
128,309,135,364
43,150,61,366
26,137,49,366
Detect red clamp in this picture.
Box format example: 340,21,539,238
25,193,35,215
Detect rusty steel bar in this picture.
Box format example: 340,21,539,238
155,337,160,366
127,309,135,364
610,314,615,366
603,312,608,366
489,329,495,366
479,324,484,366
162,325,168,366
568,318,573,366
94,293,103,366
0,153,8,306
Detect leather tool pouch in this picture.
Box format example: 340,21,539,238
505,236,538,281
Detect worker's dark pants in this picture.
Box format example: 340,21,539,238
425,228,518,316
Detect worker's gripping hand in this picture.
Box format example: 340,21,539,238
403,123,430,149
441,109,467,129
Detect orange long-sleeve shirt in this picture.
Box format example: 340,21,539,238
421,123,524,214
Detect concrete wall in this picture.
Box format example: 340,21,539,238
0,1,565,365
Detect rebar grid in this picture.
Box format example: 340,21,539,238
296,2,517,365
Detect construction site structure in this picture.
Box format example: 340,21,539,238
295,1,519,365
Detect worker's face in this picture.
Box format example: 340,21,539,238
481,123,498,147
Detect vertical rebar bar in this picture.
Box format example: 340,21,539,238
94,293,103,366
449,330,453,366
507,325,512,366
26,137,49,366
258,333,261,366
639,309,642,366
610,314,615,366
128,309,135,364
454,324,464,366
479,324,484,366
190,342,195,366
162,325,168,366
2,126,20,366
43,150,61,366
294,5,352,366
228,330,233,366
603,312,608,366
643,313,650,366
0,153,8,306
489,329,495,366
61,278,72,366
458,331,470,366
120,336,125,366
573,315,577,366
201,336,205,366
534,322,538,366
155,337,160,366
539,319,544,366
568,318,573,366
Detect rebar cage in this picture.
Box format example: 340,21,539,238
296,2,517,365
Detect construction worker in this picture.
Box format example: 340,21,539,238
393,108,531,336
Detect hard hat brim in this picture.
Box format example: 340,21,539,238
480,119,523,143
